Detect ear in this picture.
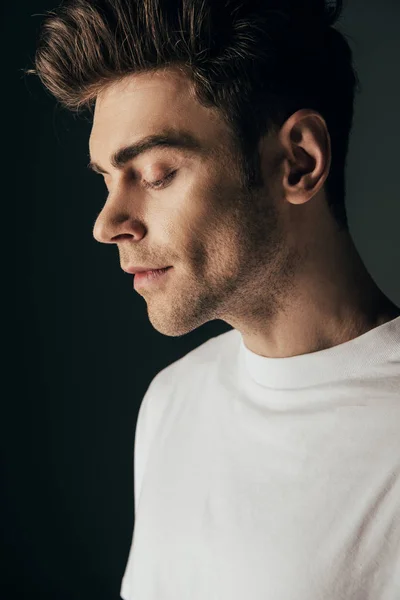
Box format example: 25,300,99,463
278,109,332,206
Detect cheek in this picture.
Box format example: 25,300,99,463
201,216,243,277
165,173,243,259
171,195,211,242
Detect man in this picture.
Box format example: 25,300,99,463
28,0,400,598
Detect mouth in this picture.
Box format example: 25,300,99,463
133,266,172,289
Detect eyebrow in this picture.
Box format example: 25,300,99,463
87,129,204,175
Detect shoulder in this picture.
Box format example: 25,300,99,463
141,327,239,413
134,328,240,461
154,327,239,386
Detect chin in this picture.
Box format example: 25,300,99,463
146,307,211,338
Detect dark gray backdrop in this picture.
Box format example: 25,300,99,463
4,1,400,599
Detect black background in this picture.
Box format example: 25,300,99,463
4,1,400,598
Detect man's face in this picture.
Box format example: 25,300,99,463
90,68,293,336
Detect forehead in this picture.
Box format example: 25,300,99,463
89,68,229,158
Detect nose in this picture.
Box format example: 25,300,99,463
92,188,146,244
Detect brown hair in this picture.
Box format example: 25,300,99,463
26,0,360,231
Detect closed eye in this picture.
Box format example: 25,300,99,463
143,170,177,190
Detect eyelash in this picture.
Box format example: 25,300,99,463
142,170,177,190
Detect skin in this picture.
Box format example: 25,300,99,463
90,67,399,358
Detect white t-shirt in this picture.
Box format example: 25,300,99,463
120,316,400,600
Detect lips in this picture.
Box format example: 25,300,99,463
134,267,170,276
123,266,170,274
133,266,172,289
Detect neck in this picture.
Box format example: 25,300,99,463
237,228,399,358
